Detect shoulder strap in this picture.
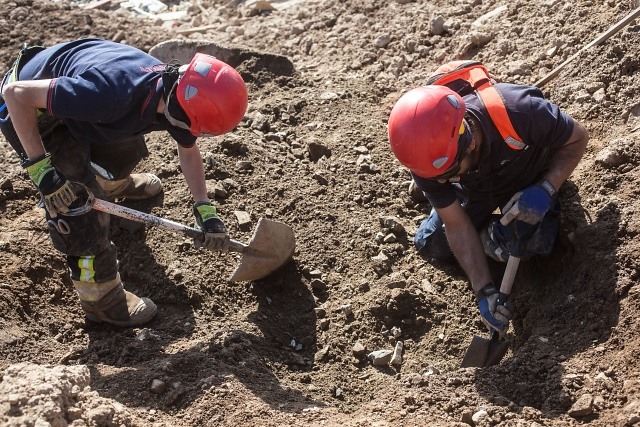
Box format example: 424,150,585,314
476,84,526,150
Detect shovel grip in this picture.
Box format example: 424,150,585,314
92,198,247,253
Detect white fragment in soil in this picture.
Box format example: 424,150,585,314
367,349,393,366
233,210,252,228
538,336,549,343
383,233,397,243
150,379,167,394
390,326,402,339
423,366,440,377
340,304,353,317
390,341,403,366
472,409,489,423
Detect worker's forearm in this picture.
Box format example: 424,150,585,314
446,220,493,293
544,122,588,191
2,84,46,160
177,144,208,202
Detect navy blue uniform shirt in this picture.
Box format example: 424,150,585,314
413,83,574,210
19,38,196,148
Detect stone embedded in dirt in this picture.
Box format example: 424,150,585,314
367,349,393,365
150,378,168,394
595,138,632,168
312,171,328,185
568,393,594,418
233,210,252,229
390,341,403,366
380,216,405,234
352,341,367,358
310,278,327,293
307,141,331,162
382,233,397,243
430,15,444,35
471,409,489,424
339,304,353,317
0,178,12,190
214,182,228,198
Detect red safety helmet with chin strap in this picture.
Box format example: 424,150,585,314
388,85,467,178
174,53,248,136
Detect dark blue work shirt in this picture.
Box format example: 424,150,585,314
413,83,574,209
19,38,196,148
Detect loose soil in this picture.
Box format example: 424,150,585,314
1,0,640,426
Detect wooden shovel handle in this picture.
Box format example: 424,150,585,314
499,255,520,296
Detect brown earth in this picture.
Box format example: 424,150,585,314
1,0,640,426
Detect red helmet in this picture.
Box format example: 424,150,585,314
175,53,248,136
388,85,466,178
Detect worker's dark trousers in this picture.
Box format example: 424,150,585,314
0,122,119,283
414,189,559,261
0,121,148,288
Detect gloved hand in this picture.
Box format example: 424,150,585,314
476,282,514,335
24,153,77,218
193,201,229,252
501,180,556,225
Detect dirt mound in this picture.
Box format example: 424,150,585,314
1,1,640,426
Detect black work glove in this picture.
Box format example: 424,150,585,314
24,153,77,218
476,282,514,336
193,201,229,252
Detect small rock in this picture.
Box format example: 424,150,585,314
568,393,594,418
352,342,367,358
310,279,327,293
233,211,252,229
150,379,167,394
367,349,393,365
390,341,403,365
472,409,489,424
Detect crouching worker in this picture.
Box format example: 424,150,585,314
0,38,248,327
388,80,588,335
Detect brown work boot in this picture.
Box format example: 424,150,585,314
97,173,163,201
79,281,157,327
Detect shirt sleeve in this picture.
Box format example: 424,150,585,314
411,172,458,209
47,68,118,123
520,87,575,149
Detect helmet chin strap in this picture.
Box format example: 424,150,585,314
160,61,192,131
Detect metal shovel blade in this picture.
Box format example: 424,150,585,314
460,332,510,368
460,335,491,368
74,194,295,283
229,218,295,282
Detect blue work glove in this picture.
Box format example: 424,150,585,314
501,180,556,225
24,153,77,218
193,201,229,252
476,282,514,334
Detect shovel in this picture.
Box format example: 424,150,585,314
66,186,295,282
460,254,520,368
460,211,529,368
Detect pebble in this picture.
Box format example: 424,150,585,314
367,349,393,365
390,341,403,365
568,393,594,418
150,379,167,394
